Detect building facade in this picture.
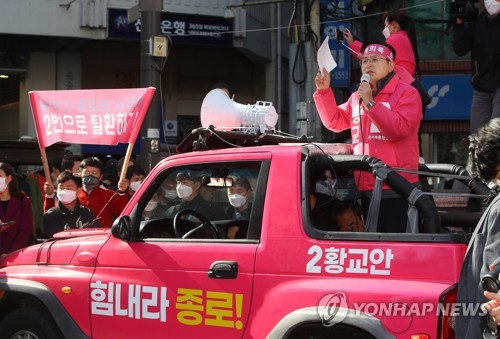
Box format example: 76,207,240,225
0,0,475,167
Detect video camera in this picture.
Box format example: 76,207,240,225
449,0,478,21
482,262,500,293
481,261,500,339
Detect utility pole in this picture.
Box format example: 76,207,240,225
138,0,163,172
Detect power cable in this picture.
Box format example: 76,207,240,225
165,0,445,38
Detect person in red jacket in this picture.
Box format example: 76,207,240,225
77,157,129,228
314,42,422,233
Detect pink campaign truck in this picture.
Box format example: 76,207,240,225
0,128,495,339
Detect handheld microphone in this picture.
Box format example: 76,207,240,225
359,74,371,105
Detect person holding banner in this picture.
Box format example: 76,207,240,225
77,157,129,228
43,171,100,237
28,86,156,223
126,164,147,198
44,157,129,228
43,152,84,212
0,163,34,259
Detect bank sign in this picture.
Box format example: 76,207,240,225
421,75,472,120
108,9,232,46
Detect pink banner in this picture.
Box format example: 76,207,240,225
29,87,156,148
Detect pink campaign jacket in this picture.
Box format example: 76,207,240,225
313,74,422,191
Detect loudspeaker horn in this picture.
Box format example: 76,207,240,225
200,89,278,132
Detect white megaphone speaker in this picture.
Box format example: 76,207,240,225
200,89,278,133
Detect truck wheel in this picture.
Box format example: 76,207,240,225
0,307,63,339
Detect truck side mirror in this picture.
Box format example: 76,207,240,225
111,216,132,242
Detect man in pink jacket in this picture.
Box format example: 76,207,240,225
313,42,422,232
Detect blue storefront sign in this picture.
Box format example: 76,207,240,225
108,9,232,46
320,1,351,88
421,75,472,120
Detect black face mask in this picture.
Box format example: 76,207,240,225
83,176,100,191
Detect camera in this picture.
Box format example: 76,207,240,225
449,0,478,20
334,28,344,42
482,261,500,293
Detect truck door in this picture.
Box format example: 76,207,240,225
89,159,269,338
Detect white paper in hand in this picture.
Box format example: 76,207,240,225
317,36,337,73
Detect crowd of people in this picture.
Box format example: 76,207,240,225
0,150,263,258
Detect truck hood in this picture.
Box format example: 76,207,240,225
0,229,110,268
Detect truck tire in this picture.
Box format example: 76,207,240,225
0,307,63,339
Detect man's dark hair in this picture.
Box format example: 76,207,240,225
117,156,135,173
176,170,201,183
232,177,252,191
126,164,147,180
56,171,82,187
80,157,104,173
333,200,363,218
61,152,84,172
469,118,500,181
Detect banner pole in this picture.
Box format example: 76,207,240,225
119,143,135,182
40,147,52,186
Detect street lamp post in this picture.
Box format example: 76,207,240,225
138,0,163,172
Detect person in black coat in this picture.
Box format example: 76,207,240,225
452,3,500,134
456,118,500,338
165,170,223,221
43,171,100,238
225,177,253,239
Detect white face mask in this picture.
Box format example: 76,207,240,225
0,177,8,193
176,184,193,200
144,200,158,212
130,180,142,192
57,189,77,204
164,189,178,200
485,0,500,16
382,26,390,39
228,194,247,208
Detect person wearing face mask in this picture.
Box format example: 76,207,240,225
226,177,252,220
344,10,419,77
225,177,253,239
43,152,84,212
159,176,180,207
43,172,100,238
125,164,147,198
165,171,222,221
142,191,162,221
0,162,34,259
452,0,500,135
454,118,500,338
141,176,181,221
75,157,129,228
314,42,422,232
